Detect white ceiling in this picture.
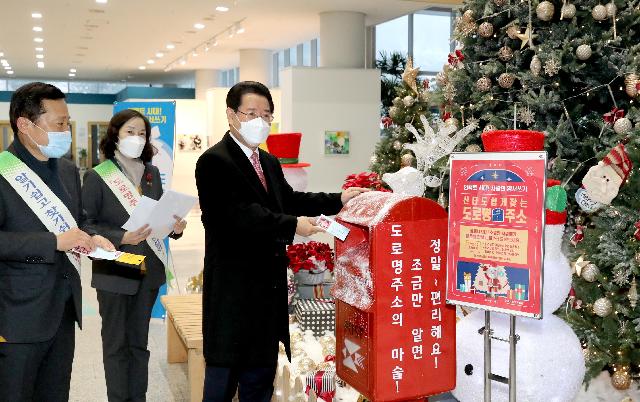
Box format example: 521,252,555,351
0,0,436,82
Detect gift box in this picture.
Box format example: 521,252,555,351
295,299,335,336
305,369,336,402
297,282,334,300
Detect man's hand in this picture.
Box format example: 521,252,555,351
56,228,95,252
92,235,116,252
296,216,324,237
172,215,187,235
122,224,152,246
341,187,371,205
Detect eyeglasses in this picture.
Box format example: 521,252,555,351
236,110,274,123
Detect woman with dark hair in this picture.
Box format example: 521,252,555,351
81,109,187,402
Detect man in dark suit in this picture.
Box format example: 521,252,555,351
196,81,367,401
0,82,113,402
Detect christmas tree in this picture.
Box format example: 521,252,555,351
430,0,640,389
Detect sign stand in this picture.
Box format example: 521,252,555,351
480,311,520,402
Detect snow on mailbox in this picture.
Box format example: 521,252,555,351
332,191,456,401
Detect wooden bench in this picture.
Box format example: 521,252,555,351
161,294,205,402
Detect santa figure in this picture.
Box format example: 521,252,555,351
576,143,632,212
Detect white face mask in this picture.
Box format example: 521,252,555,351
233,115,270,147
117,136,146,159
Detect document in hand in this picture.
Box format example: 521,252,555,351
122,190,198,239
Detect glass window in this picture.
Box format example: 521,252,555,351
376,15,409,59
303,41,311,66
0,80,6,91
413,10,452,73
289,46,298,66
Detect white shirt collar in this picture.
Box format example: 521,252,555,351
229,131,256,159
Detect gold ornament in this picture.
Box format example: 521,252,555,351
635,251,640,265
576,44,592,61
494,0,507,6
456,17,477,38
518,107,536,126
605,2,617,17
581,263,599,282
443,83,457,102
530,55,542,76
392,96,402,107
393,140,403,151
498,73,515,89
478,22,494,38
592,4,608,20
611,369,632,390
185,270,204,293
536,1,555,21
593,297,613,317
389,106,400,120
319,334,334,349
498,46,514,61
436,71,448,87
445,117,459,129
614,117,633,135
402,58,420,94
290,331,304,344
515,27,537,49
400,153,415,167
561,2,576,19
292,345,307,358
629,278,638,309
476,76,492,91
322,343,336,357
544,57,561,76
506,25,520,39
483,124,497,133
402,95,415,107
573,256,590,276
465,144,482,153
370,155,378,165
297,357,316,374
624,74,638,97
462,10,475,21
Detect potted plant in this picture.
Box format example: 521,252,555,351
287,241,335,285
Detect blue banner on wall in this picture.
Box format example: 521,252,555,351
114,101,176,318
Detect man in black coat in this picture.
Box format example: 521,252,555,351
195,81,366,401
0,82,113,402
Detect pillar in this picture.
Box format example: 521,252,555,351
319,11,366,68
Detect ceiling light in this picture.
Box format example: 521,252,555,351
180,58,186,65
192,51,198,57
36,54,44,59
37,61,44,68
0,59,7,64
166,43,175,49
31,12,42,18
156,52,164,58
96,0,108,3
216,6,229,12
164,65,173,72
34,38,44,43
147,59,155,64
33,26,43,32
70,68,77,73
228,28,234,38
213,39,219,46
0,52,3,57
7,71,14,75
194,23,205,29
236,23,245,34
138,65,146,70
3,66,11,70
204,43,210,52
69,73,76,77
35,47,43,51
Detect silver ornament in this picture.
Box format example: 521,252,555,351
581,263,600,282
613,117,632,134
370,155,378,164
498,46,514,61
465,144,482,153
592,4,607,21
629,278,638,309
605,2,617,17
530,55,542,76
476,76,492,91
576,44,592,61
393,140,403,151
536,1,555,21
483,124,497,133
478,22,494,38
561,3,576,19
389,106,400,119
498,73,515,89
593,297,613,317
403,95,415,107
392,97,402,107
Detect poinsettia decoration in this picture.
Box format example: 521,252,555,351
286,241,335,273
342,172,391,192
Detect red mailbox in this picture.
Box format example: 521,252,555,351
332,192,456,401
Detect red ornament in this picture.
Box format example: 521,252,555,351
447,50,465,68
570,225,585,246
423,80,430,90
381,116,393,128
634,221,640,241
342,171,391,192
603,107,625,124
636,82,640,91
442,112,452,121
145,172,153,185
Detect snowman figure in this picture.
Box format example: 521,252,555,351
453,131,586,402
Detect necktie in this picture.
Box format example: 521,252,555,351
250,152,268,191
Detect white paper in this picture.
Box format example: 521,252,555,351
318,214,350,241
121,190,197,239
75,247,122,261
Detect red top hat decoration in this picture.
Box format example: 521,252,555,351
266,133,311,168
481,129,545,152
